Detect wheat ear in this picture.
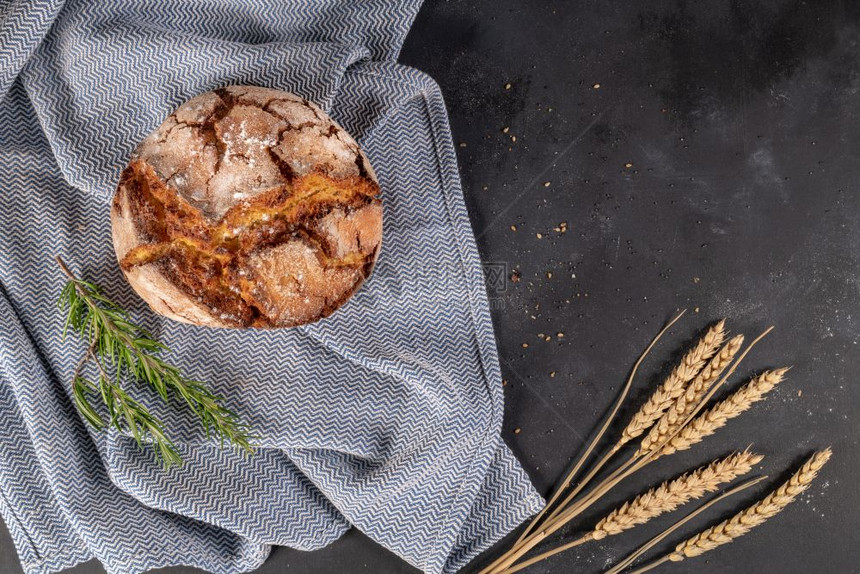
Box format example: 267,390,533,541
636,335,743,456
614,320,726,451
509,312,687,553
660,368,788,456
669,449,831,561
592,449,762,539
545,327,741,537
503,452,762,574
545,329,772,539
540,320,723,529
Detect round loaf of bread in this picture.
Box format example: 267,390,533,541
110,86,382,328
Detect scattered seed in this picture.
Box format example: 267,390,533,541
545,336,552,342
502,126,510,134
514,427,521,434
544,181,551,187
502,379,508,386
550,371,556,378
505,83,512,90
593,83,601,89
547,272,553,279
522,343,529,348
693,277,701,283
510,224,517,231
511,135,517,142
536,233,543,239
557,332,565,338
458,142,467,148
625,162,633,168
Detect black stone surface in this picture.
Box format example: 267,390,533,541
2,1,856,572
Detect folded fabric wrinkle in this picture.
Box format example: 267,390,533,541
0,2,542,573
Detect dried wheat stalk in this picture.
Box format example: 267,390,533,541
622,449,831,574
513,312,687,548
554,331,769,531
503,329,767,574
592,450,761,540
484,318,826,574
604,477,768,574
535,329,769,549
661,368,788,456
502,451,763,574
668,449,831,561
636,335,743,456
614,320,726,452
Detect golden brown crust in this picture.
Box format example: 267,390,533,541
110,86,382,328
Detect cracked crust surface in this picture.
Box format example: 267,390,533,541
110,86,382,329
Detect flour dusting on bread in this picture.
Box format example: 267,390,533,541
111,86,382,328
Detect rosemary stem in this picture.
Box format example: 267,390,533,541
55,255,252,467
55,255,76,282
72,340,95,381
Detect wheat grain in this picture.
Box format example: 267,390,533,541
605,478,767,574
615,320,726,450
637,335,743,456
660,368,788,456
667,449,831,562
505,453,763,574
591,450,762,540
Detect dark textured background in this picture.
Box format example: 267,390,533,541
2,1,857,572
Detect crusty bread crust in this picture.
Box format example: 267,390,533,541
110,86,382,329
111,188,234,327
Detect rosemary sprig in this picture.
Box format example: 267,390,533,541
56,256,254,467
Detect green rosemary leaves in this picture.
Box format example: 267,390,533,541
56,256,254,468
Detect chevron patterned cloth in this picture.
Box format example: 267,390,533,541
0,1,543,573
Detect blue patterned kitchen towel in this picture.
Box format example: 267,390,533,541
0,2,543,573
